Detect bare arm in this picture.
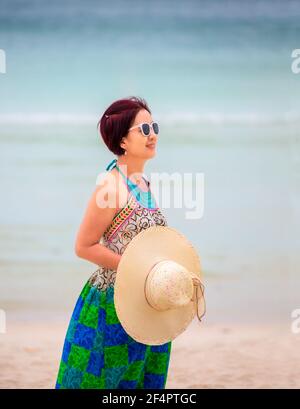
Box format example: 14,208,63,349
74,177,121,270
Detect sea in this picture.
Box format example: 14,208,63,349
0,0,299,325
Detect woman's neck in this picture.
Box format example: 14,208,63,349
116,156,146,184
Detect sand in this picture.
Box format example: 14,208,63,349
0,317,299,389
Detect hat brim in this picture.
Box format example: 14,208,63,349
114,225,202,345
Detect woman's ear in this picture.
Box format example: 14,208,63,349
120,137,126,151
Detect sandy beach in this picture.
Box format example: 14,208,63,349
0,317,299,389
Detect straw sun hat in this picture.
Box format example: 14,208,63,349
114,225,206,346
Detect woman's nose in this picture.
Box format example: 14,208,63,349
148,132,157,141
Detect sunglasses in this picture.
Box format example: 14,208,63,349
128,121,159,137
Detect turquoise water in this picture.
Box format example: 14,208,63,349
0,0,300,117
0,0,299,323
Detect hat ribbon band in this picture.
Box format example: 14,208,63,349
191,275,206,323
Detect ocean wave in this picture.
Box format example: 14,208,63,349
0,112,299,126
160,112,300,126
0,113,96,125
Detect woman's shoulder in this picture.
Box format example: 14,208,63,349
95,167,130,215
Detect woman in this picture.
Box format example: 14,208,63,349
55,96,172,389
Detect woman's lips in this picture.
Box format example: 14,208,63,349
146,144,156,149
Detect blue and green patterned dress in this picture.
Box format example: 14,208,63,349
55,159,172,389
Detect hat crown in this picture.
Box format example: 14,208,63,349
146,260,194,311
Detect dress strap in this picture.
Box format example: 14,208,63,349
106,158,117,171
106,159,147,189
114,163,150,192
105,158,156,208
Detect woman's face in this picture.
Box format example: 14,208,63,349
121,109,158,159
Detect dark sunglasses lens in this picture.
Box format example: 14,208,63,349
142,123,150,136
152,122,159,135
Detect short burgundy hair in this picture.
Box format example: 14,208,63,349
98,96,151,156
